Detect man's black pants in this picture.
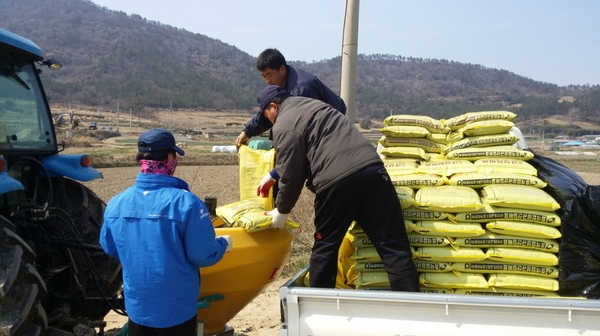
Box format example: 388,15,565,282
310,164,420,291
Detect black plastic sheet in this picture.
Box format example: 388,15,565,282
528,150,600,298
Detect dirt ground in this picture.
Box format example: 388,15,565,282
84,164,600,336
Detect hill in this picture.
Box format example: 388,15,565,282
2,0,599,134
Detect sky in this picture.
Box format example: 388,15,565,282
89,0,600,87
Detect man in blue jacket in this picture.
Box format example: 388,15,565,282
236,48,347,197
100,128,232,336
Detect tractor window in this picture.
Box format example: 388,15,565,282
0,51,55,151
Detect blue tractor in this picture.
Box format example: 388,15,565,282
0,28,123,334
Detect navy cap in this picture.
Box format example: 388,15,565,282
138,128,185,156
257,85,287,112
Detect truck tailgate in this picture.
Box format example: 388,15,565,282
279,267,600,336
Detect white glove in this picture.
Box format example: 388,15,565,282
257,173,276,198
220,235,233,252
265,208,289,229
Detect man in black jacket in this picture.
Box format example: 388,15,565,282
258,85,419,291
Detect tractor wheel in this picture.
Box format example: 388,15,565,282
0,226,48,336
42,177,122,322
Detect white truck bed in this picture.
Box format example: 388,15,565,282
279,267,600,336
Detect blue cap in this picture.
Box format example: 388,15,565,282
138,128,185,156
257,85,287,112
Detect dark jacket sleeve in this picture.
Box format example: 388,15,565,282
312,79,347,115
288,66,347,115
243,110,273,137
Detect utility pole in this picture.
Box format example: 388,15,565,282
129,108,132,134
116,99,120,132
340,0,359,124
169,100,172,131
197,108,200,137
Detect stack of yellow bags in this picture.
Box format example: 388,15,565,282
345,111,562,297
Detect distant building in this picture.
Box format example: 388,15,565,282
578,134,600,141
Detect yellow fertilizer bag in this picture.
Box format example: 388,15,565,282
403,206,448,221
452,261,559,279
487,273,559,292
352,246,417,262
238,146,275,210
445,145,535,161
355,285,393,290
390,173,447,189
380,125,430,138
394,186,416,209
384,115,450,134
337,231,358,289
351,246,383,262
234,211,300,232
444,111,517,131
349,220,415,238
453,232,559,253
379,136,445,153
417,246,487,263
381,157,420,173
486,221,562,240
441,134,519,155
414,261,453,273
352,262,386,273
354,260,452,274
413,220,485,238
445,131,465,143
407,233,452,247
350,235,375,248
426,132,450,145
415,186,484,213
419,272,488,289
380,146,430,160
486,247,558,266
454,288,559,297
304,271,357,290
421,287,455,294
474,158,538,176
215,199,264,225
355,271,391,287
457,119,515,137
481,185,561,211
352,224,415,248
448,172,547,189
416,160,477,177
448,204,561,226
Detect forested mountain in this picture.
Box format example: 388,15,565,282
3,0,599,129
2,0,263,110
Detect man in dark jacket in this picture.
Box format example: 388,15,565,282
235,48,346,147
238,48,348,198
257,85,419,291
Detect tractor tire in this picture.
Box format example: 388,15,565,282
0,227,48,336
43,177,122,321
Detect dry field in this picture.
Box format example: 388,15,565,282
62,106,600,335
85,159,600,336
